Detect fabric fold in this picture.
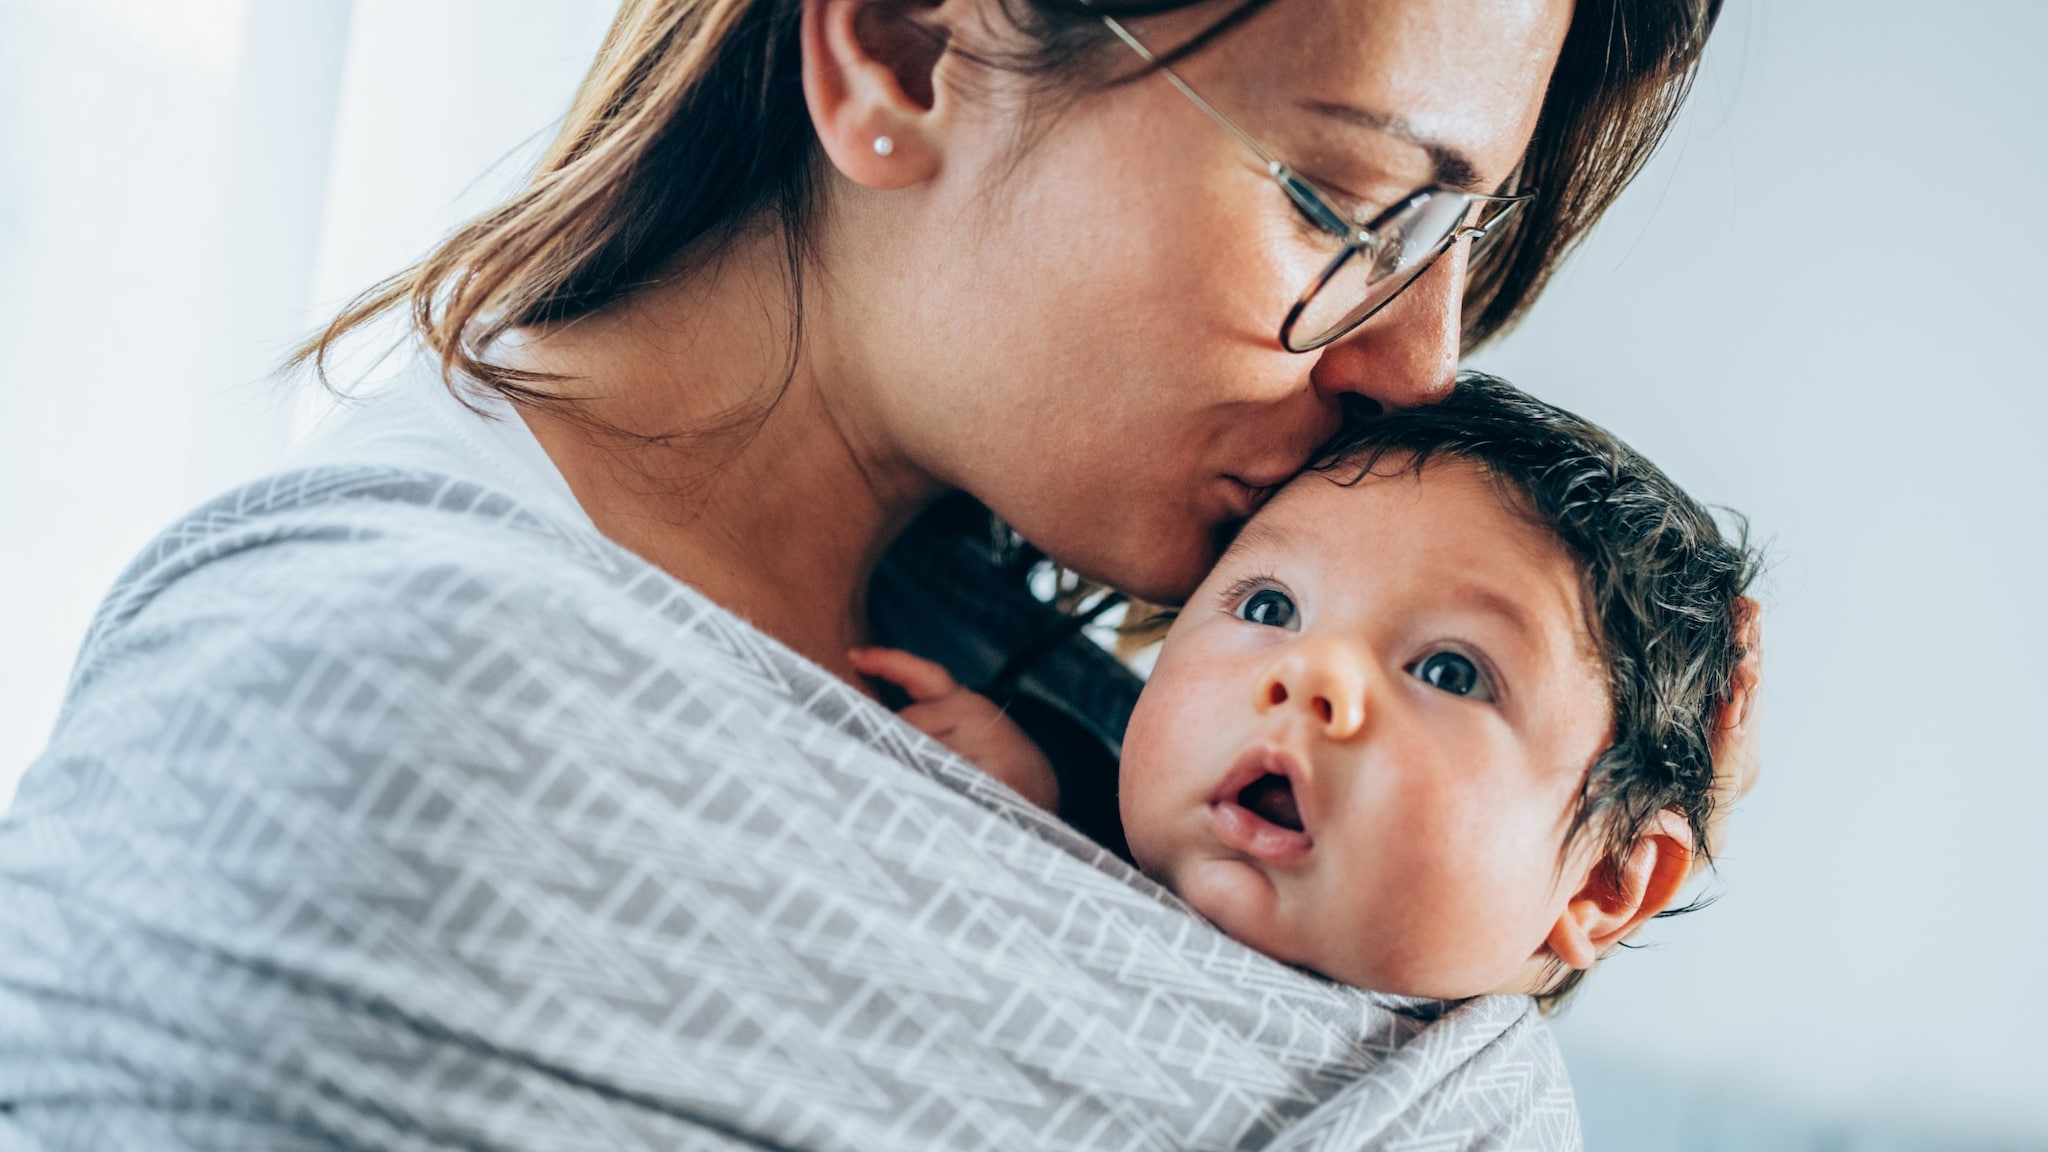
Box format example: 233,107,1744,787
0,465,1578,1151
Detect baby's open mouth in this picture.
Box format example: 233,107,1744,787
1209,746,1315,864
1236,773,1303,832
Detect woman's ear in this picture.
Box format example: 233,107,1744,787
1544,810,1696,971
801,0,954,189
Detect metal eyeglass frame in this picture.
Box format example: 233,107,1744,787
1098,15,1536,353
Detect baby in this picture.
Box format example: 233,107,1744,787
851,374,1756,1007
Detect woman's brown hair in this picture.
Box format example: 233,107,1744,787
291,0,1722,405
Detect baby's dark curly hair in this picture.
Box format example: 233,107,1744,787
1317,373,1759,1012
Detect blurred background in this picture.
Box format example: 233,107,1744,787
2,1,2043,1148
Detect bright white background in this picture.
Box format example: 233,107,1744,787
2,2,2043,1148
1465,3,2048,1148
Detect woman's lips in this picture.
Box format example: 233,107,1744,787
1223,475,1282,517
1208,745,1314,865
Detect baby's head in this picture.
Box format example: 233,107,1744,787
1121,374,1756,1009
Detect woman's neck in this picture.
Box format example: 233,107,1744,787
508,225,944,689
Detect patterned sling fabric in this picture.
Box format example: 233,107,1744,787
0,466,1581,1151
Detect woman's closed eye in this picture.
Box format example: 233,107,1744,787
1279,173,1374,250
1285,196,1352,250
1283,165,1421,246
1408,649,1497,702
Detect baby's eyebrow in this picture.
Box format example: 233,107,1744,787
1218,514,1287,565
1442,581,1546,653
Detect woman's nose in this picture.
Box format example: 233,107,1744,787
1253,642,1368,741
1307,244,1467,413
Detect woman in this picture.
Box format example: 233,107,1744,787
0,0,1755,1147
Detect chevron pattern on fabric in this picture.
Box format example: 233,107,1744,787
0,467,1581,1151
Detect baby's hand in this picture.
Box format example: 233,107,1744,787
848,647,1059,813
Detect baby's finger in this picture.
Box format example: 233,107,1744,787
847,646,960,703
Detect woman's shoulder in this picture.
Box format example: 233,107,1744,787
48,461,914,780
43,462,863,787
65,464,618,689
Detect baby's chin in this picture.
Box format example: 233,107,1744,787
1165,856,1534,999
1166,856,1317,972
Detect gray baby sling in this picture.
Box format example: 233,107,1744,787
0,466,1580,1150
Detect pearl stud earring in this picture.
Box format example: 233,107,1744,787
872,135,895,157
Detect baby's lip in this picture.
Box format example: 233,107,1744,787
1208,744,1315,866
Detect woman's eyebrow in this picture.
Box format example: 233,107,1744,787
1297,100,1483,191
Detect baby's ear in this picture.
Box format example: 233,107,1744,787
1544,810,1695,971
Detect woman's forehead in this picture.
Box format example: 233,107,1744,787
1174,0,1573,187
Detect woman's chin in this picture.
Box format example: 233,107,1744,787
1046,529,1220,608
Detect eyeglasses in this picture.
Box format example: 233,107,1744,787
1099,16,1535,353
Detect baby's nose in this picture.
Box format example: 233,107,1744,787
1253,645,1366,740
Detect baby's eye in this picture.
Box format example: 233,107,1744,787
1409,650,1495,701
1235,587,1298,629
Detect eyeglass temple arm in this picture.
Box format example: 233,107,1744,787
1097,16,1294,181
1101,14,1535,237
1467,191,1533,231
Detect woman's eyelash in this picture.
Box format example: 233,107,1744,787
1292,173,1385,228
1284,195,1354,247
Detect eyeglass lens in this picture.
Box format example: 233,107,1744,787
1287,192,1480,351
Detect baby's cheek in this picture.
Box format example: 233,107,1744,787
1121,662,1241,882
1121,656,1216,788
1332,786,1552,995
1410,806,1568,988
1117,692,1185,874
1323,876,1524,998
